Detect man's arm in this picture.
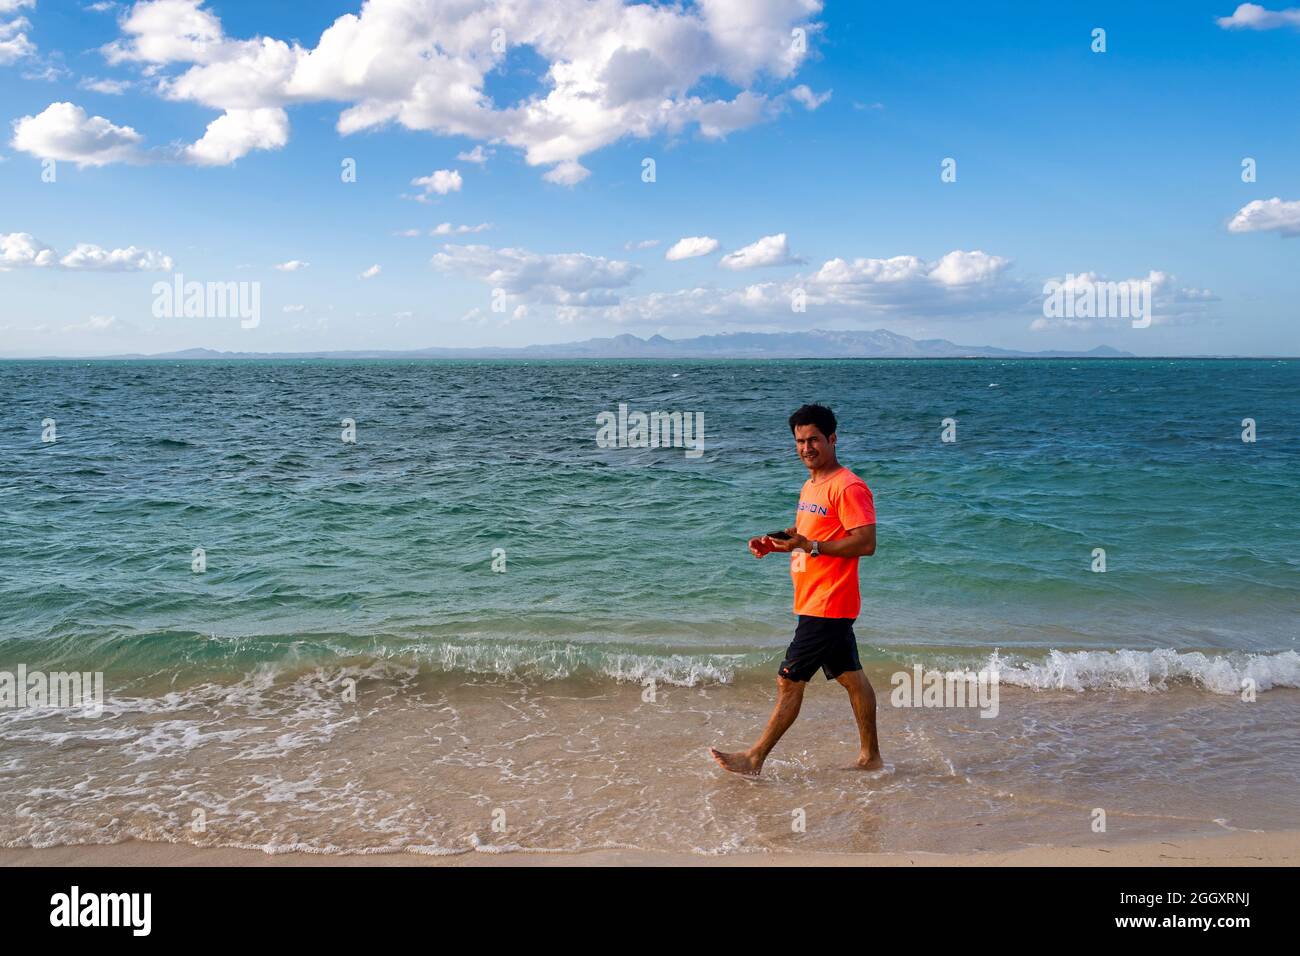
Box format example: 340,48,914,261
765,524,875,558
817,524,875,557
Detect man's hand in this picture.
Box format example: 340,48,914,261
749,525,876,560
763,528,810,554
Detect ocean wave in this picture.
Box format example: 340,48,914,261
403,641,1300,693
984,648,1300,695
408,640,756,686
5,630,1298,695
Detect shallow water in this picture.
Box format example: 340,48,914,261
3,665,1294,855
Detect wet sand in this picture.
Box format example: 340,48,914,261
3,670,1296,857
3,828,1296,866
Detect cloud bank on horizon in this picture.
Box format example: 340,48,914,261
1,0,1297,356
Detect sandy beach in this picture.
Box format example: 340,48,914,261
3,829,1296,867
4,670,1297,857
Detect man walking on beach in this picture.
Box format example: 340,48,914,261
710,404,882,775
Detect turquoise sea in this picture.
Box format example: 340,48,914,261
1,358,1296,855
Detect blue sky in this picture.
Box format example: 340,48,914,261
1,0,1297,356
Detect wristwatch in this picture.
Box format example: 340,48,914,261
810,540,821,557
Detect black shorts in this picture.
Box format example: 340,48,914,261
778,616,862,682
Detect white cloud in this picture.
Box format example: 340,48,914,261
162,37,303,110
0,2,37,14
86,0,825,178
359,263,381,279
789,84,831,110
10,102,143,166
665,236,720,261
274,259,309,271
24,64,74,83
812,250,1014,305
0,14,35,65
63,314,126,333
411,168,462,196
1216,4,1300,29
2,232,171,271
456,144,492,164
1227,197,1300,236
806,250,1015,300
1031,270,1216,330
0,232,54,268
60,242,173,270
432,221,491,235
542,160,590,186
926,249,1010,285
694,91,772,139
625,239,659,250
103,0,224,65
431,244,640,306
183,107,288,165
11,99,284,168
79,77,132,94
283,304,305,312
587,248,1026,327
719,232,800,270
394,228,422,237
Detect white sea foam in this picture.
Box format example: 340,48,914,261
985,648,1300,695
598,652,739,686
414,640,749,686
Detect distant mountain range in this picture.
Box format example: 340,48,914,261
56,329,1134,360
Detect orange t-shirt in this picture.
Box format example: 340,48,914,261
790,466,876,619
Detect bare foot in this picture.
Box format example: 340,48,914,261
845,752,884,771
709,747,763,776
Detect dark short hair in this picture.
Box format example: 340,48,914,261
788,403,837,437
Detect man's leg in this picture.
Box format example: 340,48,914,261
710,676,806,776
835,669,883,770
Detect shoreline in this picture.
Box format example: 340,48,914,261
3,829,1296,867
